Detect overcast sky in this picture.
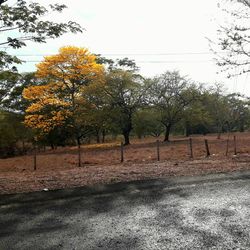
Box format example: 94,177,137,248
6,0,250,95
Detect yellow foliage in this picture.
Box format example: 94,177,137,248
23,83,69,113
36,46,104,85
23,46,104,134
24,110,72,133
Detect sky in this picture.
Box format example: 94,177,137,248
5,0,250,95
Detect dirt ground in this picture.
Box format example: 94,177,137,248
1,132,250,194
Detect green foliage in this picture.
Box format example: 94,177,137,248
182,94,213,136
103,69,146,144
0,1,82,49
95,55,139,72
226,93,250,132
133,108,164,138
147,71,199,141
0,1,83,70
0,70,20,107
0,51,21,71
0,72,38,111
1,50,250,157
0,110,33,157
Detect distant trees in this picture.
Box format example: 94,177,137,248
22,55,250,152
0,110,32,157
182,96,212,137
2,47,250,158
133,108,164,138
227,93,250,132
202,85,231,139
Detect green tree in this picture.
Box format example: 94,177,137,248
203,85,230,139
0,70,20,107
182,92,213,136
227,93,250,132
147,71,198,141
0,110,33,157
1,72,39,111
92,56,145,145
103,70,146,145
133,108,164,138
81,88,112,143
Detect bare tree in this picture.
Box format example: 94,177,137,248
210,0,250,77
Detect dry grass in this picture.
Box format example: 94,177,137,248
1,132,250,194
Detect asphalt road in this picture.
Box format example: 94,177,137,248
1,171,250,250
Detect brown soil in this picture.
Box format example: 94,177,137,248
1,132,250,194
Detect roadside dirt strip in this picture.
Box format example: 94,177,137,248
1,156,250,194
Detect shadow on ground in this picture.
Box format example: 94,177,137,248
1,171,250,249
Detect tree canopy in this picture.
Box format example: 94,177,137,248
23,46,104,138
147,71,199,141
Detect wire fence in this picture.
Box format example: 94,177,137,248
23,135,246,171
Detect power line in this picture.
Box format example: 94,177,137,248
8,51,226,57
20,60,215,63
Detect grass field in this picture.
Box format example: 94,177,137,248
1,132,250,194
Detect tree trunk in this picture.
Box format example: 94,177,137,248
96,132,100,143
123,131,130,145
77,137,81,167
122,115,132,145
217,125,222,139
240,121,244,132
185,121,190,137
22,141,25,154
102,130,106,143
217,132,221,139
164,124,171,142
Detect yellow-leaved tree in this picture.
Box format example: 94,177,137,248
23,46,104,166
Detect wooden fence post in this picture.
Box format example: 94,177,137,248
204,139,210,157
33,145,37,171
189,138,193,158
156,140,160,161
233,135,237,155
120,142,124,163
225,139,229,156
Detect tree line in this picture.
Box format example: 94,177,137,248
0,46,250,158
0,0,250,158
